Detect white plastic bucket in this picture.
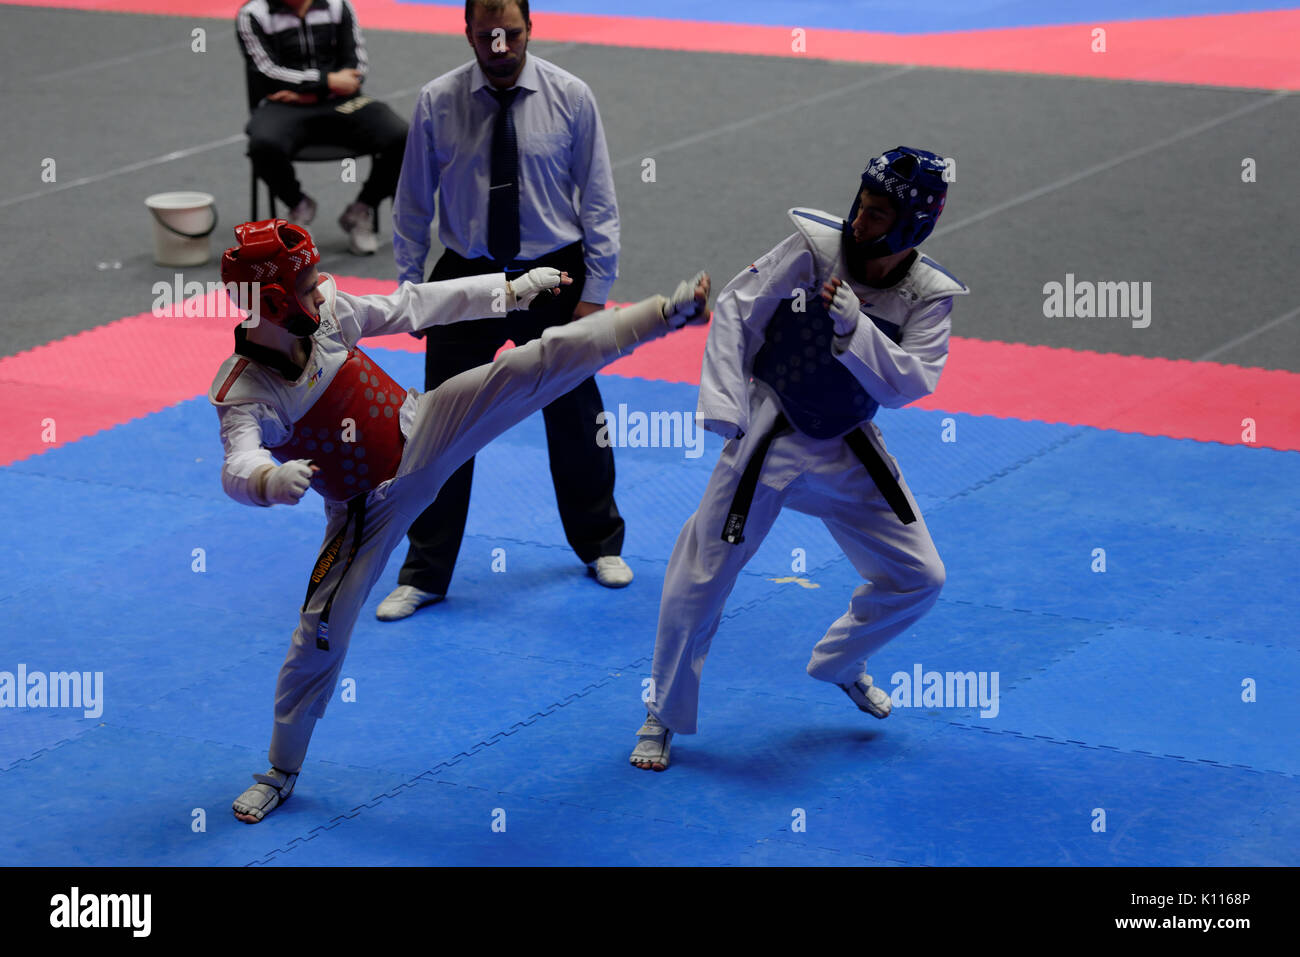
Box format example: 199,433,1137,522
145,191,218,267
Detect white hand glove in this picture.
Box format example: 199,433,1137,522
662,271,711,329
508,267,565,310
263,459,314,506
825,280,862,337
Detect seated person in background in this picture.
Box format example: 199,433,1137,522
236,0,409,255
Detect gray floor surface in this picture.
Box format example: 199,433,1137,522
2,5,1297,371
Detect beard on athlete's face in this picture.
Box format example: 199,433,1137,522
468,8,530,80
842,193,901,274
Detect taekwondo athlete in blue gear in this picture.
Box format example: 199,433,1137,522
631,147,969,772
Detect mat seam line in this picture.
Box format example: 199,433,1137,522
941,719,1298,779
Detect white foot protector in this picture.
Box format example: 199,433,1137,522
629,712,673,771
839,674,893,719
233,767,298,823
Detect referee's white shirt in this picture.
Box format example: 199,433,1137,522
393,54,620,305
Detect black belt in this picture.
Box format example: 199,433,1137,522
302,495,368,650
722,414,793,544
722,415,916,545
843,428,916,525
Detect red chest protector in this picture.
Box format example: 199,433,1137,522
270,348,406,502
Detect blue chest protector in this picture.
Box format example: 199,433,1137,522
752,295,902,439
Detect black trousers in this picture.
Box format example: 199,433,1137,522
397,241,624,594
245,94,408,209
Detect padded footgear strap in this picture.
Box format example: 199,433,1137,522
232,766,299,822
838,675,893,719
630,713,673,768
722,413,792,545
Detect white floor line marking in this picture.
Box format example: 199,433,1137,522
1196,304,1300,363
28,37,222,84
613,65,917,169
0,135,246,208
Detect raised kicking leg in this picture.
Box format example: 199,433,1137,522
234,275,712,821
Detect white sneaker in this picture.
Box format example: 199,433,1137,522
288,194,317,226
587,556,633,588
339,201,377,255
376,585,443,621
839,673,893,719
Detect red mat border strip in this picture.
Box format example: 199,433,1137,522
6,0,1300,90
0,275,1294,467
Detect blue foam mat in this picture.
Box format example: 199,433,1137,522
780,723,1300,866
974,624,1300,775
2,372,1296,865
255,776,758,867
0,726,413,866
942,427,1300,546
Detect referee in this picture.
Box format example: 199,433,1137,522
380,0,628,620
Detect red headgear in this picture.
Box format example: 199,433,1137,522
220,219,322,336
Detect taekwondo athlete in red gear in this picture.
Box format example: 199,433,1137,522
208,218,712,821
630,148,969,772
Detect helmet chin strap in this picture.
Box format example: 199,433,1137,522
252,303,315,340
284,279,323,336
259,286,319,338
280,311,319,338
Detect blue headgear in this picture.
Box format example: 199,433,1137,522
844,146,949,261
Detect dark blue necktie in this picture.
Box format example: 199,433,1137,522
488,87,521,264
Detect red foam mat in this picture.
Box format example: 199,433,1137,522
6,1,1299,91
911,338,1298,449
1,276,1295,467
